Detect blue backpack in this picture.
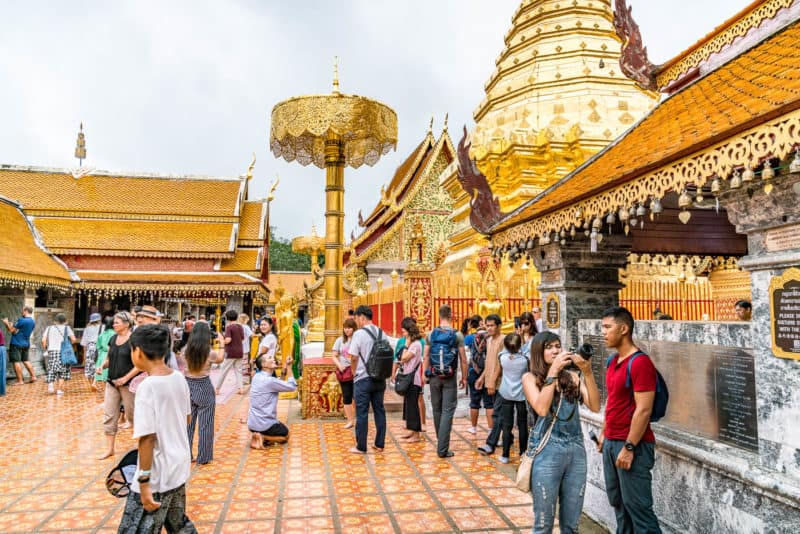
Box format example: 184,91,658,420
429,327,458,378
606,351,668,422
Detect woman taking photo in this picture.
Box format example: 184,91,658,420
97,311,137,460
521,331,600,534
184,322,225,464
331,318,356,429
397,317,423,442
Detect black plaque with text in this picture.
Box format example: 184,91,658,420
771,273,800,359
714,348,759,451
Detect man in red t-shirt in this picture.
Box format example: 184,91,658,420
597,306,662,533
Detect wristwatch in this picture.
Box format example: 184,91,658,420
544,376,556,386
624,441,636,452
137,469,151,484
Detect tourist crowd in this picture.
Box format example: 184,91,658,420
1,299,679,533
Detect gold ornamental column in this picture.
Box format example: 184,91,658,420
324,132,345,351
270,68,397,354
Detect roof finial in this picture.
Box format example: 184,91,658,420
333,56,340,94
246,152,256,181
428,115,434,134
444,113,449,131
267,174,279,202
74,122,86,167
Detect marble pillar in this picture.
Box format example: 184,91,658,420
720,172,800,481
531,234,631,348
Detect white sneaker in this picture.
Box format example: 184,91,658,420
467,426,477,434
47,383,54,393
499,456,510,464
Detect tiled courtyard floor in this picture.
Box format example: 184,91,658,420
0,372,606,533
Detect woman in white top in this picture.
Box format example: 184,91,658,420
397,317,424,442
257,317,278,359
80,313,103,391
42,313,78,395
331,318,356,429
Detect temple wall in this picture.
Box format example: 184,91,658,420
578,319,800,534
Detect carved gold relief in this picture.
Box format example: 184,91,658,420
493,109,800,248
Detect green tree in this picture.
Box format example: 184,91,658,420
269,227,323,272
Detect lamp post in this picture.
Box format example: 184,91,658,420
270,66,397,353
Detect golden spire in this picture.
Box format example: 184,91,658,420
246,152,256,181
428,116,434,135
332,56,340,94
443,112,448,131
74,122,86,167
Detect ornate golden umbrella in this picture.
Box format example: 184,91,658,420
270,66,397,352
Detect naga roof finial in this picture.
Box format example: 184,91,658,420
613,0,658,91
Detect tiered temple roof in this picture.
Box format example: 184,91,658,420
0,196,74,290
0,165,269,298
346,125,455,268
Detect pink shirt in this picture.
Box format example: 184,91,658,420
401,340,423,387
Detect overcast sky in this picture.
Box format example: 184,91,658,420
0,1,752,241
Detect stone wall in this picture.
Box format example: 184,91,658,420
578,319,800,533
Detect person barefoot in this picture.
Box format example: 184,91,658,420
246,353,296,450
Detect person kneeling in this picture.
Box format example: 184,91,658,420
248,353,297,449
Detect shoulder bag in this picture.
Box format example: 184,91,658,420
59,326,78,366
515,395,562,493
394,360,420,395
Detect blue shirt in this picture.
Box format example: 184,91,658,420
11,316,35,347
247,372,297,431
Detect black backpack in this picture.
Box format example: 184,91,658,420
360,327,394,381
471,330,489,372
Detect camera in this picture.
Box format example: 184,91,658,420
566,343,594,370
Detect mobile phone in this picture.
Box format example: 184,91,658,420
588,430,599,445
514,316,521,328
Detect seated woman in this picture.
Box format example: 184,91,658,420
247,353,296,449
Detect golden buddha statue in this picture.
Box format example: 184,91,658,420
304,287,325,343
478,281,504,320
319,372,342,413
274,285,296,380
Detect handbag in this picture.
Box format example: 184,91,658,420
394,361,420,396
58,326,77,366
515,395,562,493
335,365,354,382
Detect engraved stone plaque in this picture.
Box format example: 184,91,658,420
582,334,759,452
770,267,800,360
764,224,800,253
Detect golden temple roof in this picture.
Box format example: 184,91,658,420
76,270,268,297
492,20,800,237
217,248,262,273
238,201,268,244
0,166,243,218
349,128,455,261
31,217,236,257
0,197,74,288
656,0,796,90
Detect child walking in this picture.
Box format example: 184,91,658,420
498,333,530,464
117,324,196,534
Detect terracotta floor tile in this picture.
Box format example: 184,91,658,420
224,500,279,521
332,478,379,496
0,510,53,533
37,507,109,530
379,476,428,494
499,504,534,528
451,506,511,530
216,519,276,533
280,515,335,532
282,496,332,517
335,494,385,514
483,486,533,506
394,510,452,533
339,513,395,533
385,491,438,512
438,488,489,508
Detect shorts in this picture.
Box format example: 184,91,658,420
467,368,494,410
339,379,354,405
9,345,29,363
250,422,289,437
